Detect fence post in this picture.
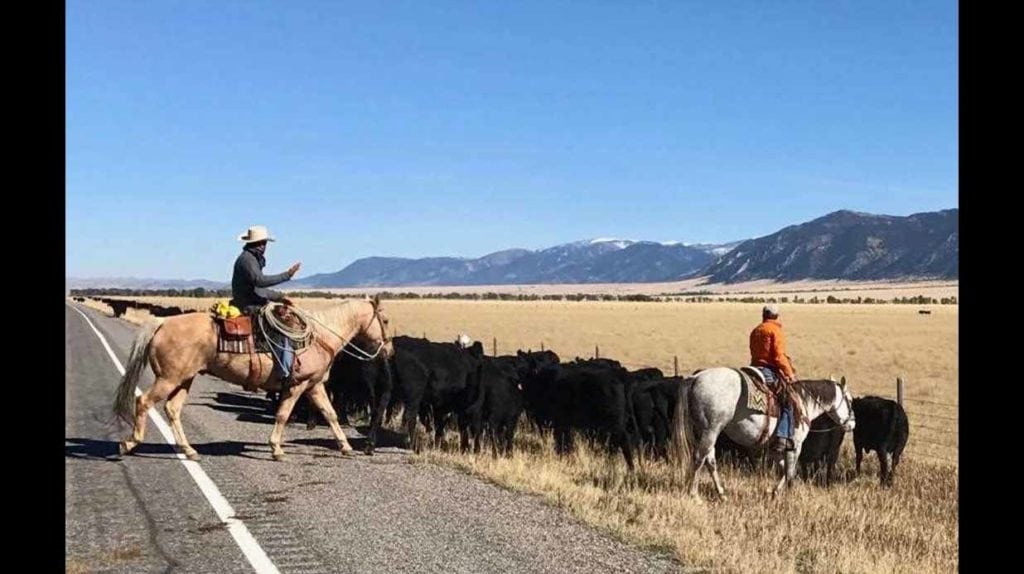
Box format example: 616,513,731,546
897,377,904,406
674,355,679,377
493,337,497,357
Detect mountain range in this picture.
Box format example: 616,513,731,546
68,208,958,289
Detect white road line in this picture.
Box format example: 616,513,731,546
68,303,281,574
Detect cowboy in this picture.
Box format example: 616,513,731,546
231,225,301,389
749,304,797,452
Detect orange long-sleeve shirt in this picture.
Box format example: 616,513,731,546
749,319,796,381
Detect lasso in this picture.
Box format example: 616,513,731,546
259,303,384,363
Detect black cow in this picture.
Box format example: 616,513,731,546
630,376,680,460
852,396,910,486
324,348,396,455
108,300,129,317
513,350,560,432
714,433,766,471
150,305,184,317
390,336,484,452
629,375,762,469
386,341,436,453
519,359,637,471
798,414,846,486
629,367,665,382
465,355,526,457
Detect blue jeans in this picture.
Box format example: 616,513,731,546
757,367,793,440
280,337,294,380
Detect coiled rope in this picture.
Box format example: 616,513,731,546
258,303,385,362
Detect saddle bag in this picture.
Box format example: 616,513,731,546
221,315,253,340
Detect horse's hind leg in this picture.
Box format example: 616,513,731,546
164,377,199,460
306,383,355,456
689,432,719,498
120,377,181,456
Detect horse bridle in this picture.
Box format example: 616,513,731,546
308,300,389,362
345,301,390,361
807,383,855,433
372,303,391,346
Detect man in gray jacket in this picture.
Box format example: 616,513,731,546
231,225,301,389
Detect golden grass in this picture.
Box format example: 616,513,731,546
290,278,959,301
418,430,957,573
73,295,957,571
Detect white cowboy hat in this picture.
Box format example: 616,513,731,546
238,225,276,243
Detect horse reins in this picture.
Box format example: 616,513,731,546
299,302,388,362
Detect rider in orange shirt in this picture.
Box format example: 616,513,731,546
750,304,797,451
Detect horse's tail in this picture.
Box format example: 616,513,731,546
670,376,696,483
113,318,164,425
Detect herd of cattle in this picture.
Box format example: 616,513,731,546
282,335,911,487
75,297,912,487
79,297,185,318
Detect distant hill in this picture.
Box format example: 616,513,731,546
296,239,734,287
68,208,958,289
702,209,958,283
65,277,229,290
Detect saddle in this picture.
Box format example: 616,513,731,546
735,366,806,447
212,305,308,391
214,314,266,390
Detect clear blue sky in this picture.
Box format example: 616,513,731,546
66,1,957,280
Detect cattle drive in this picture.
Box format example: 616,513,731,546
111,226,911,499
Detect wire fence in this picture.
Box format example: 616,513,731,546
479,335,960,465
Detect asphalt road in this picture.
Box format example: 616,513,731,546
65,303,681,573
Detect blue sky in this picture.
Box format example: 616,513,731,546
67,1,957,280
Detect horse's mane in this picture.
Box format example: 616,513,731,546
305,299,368,335
792,379,838,408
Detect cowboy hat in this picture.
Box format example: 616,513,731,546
238,225,276,243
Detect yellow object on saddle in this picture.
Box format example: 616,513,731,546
213,300,241,319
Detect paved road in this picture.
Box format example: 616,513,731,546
65,303,681,573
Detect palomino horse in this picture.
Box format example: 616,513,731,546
671,368,855,499
113,296,393,461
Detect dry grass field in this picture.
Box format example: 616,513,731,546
299,277,959,301
74,295,957,572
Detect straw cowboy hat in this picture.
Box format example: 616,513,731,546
238,225,276,243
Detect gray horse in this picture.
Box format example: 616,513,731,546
671,367,855,499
